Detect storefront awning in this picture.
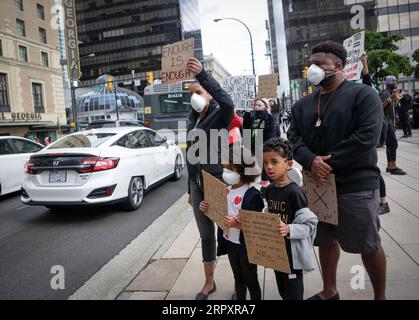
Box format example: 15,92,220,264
0,121,51,127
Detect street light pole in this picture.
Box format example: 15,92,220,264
69,53,95,131
214,18,256,94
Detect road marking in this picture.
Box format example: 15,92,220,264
16,205,29,211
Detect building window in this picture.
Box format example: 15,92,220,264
39,28,47,44
0,73,10,112
15,0,23,11
18,45,28,62
16,19,25,37
37,4,45,20
32,83,45,113
41,52,49,67
0,39,2,56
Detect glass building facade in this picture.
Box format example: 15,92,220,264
282,0,378,81
74,0,203,90
275,0,418,97
267,0,291,97
374,0,419,92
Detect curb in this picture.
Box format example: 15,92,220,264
68,193,192,300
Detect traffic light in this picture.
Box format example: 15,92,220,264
308,86,313,94
146,71,154,84
106,75,113,90
303,67,308,79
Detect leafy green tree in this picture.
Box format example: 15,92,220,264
364,30,414,86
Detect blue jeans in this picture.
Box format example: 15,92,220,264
189,178,217,264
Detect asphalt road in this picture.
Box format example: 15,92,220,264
0,171,188,300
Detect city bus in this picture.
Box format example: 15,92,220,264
143,80,194,139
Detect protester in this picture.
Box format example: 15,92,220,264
397,89,413,138
186,57,235,300
379,76,407,175
263,137,318,300
413,92,419,129
44,136,51,145
288,41,386,300
243,98,275,186
199,146,264,300
269,99,281,137
360,53,390,215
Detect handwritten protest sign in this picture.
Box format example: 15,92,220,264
161,38,195,84
223,75,256,110
202,170,229,234
240,210,291,274
342,31,365,81
302,171,338,225
257,74,278,98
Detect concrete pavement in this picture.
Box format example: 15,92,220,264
75,129,419,300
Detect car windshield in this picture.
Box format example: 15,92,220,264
48,133,116,149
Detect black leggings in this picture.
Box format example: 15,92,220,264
386,122,398,162
227,242,261,300
379,174,386,198
274,270,304,300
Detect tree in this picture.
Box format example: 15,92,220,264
365,30,414,86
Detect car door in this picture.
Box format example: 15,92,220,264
9,138,43,192
144,129,173,179
0,139,18,194
113,130,158,187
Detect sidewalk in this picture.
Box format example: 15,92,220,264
78,130,419,300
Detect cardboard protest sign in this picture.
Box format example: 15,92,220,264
302,171,338,225
202,170,229,234
257,74,278,98
240,210,291,274
161,38,195,84
223,75,256,110
342,31,365,81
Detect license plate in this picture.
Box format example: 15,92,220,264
49,171,67,183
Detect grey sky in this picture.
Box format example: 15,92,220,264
199,0,271,77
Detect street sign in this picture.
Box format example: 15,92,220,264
62,0,81,80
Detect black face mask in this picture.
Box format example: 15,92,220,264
388,84,397,91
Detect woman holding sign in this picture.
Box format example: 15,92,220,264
186,57,235,300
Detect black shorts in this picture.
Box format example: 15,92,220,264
314,189,381,254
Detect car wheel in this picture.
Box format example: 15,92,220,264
123,176,144,210
171,155,182,181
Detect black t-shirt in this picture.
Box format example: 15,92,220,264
288,80,383,194
265,182,308,270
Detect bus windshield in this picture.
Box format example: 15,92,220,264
159,93,191,113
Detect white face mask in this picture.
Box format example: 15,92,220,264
307,64,337,86
222,168,241,186
307,64,326,86
191,93,207,113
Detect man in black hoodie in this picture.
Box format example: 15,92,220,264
185,57,235,300
288,41,386,300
